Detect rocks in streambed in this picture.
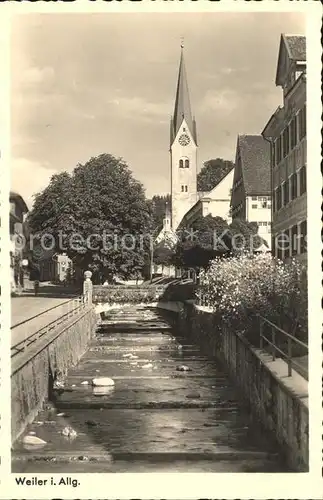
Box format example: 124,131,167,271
22,435,47,447
61,426,77,439
85,419,98,427
92,377,115,387
176,365,192,372
186,392,201,399
142,363,153,369
93,386,114,396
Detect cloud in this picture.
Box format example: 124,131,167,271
107,96,170,122
22,66,55,86
10,13,306,200
199,89,239,114
11,158,57,209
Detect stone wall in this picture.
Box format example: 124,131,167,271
158,300,309,472
11,307,97,443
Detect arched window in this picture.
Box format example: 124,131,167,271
185,159,189,168
179,159,184,168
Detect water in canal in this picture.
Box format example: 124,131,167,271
12,305,289,472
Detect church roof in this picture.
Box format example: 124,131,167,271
171,47,196,143
238,135,271,196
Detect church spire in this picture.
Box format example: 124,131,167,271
171,43,196,143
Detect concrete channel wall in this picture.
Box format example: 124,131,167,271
157,300,309,472
11,306,97,443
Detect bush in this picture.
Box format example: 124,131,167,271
198,254,308,348
92,285,166,304
161,281,197,302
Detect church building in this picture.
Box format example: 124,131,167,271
169,45,198,231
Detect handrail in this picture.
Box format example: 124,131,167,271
11,295,88,358
258,314,308,379
11,305,93,376
11,296,79,329
258,315,308,350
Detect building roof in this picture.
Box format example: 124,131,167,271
284,34,306,61
10,191,29,213
204,165,235,196
275,34,306,86
171,47,197,143
238,135,271,196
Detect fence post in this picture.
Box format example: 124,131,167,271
287,336,292,376
83,270,93,304
271,326,276,361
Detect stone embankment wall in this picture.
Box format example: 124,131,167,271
158,300,309,472
11,307,97,443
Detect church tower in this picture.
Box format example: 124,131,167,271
170,45,198,231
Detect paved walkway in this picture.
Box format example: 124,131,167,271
11,284,80,350
12,305,288,473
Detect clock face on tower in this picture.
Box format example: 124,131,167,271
178,133,190,146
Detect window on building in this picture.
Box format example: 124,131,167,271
184,185,188,192
283,126,290,157
290,116,298,149
299,165,306,195
282,181,289,206
252,196,257,201
291,224,299,255
185,159,189,168
252,204,257,209
272,141,276,168
276,135,282,164
300,220,307,254
179,159,184,168
181,185,184,192
298,105,306,140
291,172,298,200
276,185,282,211
273,189,276,213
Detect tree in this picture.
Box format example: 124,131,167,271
28,154,153,283
197,158,234,192
173,214,231,270
153,242,174,273
149,194,171,232
173,215,267,272
228,219,264,254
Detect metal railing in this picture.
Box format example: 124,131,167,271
259,315,308,379
11,295,89,358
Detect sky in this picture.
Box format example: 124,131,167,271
11,12,305,209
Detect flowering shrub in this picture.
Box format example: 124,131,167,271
197,254,308,348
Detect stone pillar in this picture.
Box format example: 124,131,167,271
83,270,93,304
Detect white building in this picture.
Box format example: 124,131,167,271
230,135,272,248
181,167,234,228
